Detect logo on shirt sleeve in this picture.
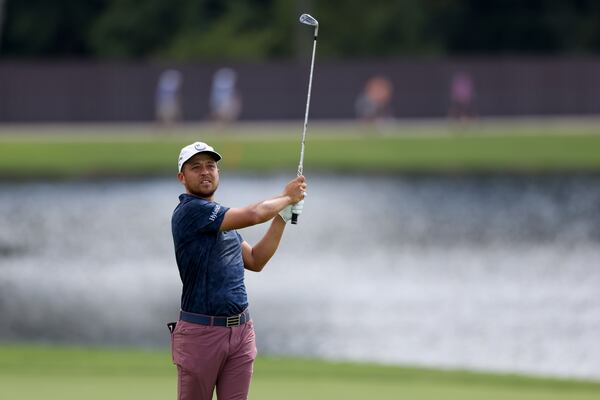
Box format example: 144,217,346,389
209,204,221,222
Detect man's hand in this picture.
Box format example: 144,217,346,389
283,175,307,204
279,199,305,223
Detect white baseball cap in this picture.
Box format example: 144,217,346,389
178,142,222,172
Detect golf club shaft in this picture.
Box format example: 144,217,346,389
292,29,318,224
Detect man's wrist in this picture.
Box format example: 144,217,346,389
278,204,293,223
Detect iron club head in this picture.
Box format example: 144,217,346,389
299,13,318,27
299,13,318,37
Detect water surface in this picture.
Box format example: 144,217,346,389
1,174,599,379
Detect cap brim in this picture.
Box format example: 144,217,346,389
199,150,222,162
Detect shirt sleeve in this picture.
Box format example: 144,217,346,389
182,199,229,234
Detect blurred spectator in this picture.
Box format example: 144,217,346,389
355,76,394,128
209,67,242,125
155,69,183,125
448,71,475,122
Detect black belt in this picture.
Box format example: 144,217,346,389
179,309,250,327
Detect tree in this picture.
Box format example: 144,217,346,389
315,0,435,58
1,0,105,57
3,0,600,60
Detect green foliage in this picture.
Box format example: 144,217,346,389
315,0,435,57
3,0,600,59
89,0,182,58
163,0,289,61
89,0,298,60
424,0,600,54
1,0,105,57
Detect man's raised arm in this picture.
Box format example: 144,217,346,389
220,175,306,231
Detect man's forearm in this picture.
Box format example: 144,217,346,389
221,176,305,232
246,217,286,271
250,195,292,224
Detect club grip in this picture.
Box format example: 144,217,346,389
291,213,299,224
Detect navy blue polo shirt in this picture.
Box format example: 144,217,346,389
171,193,248,316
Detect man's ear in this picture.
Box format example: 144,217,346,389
177,172,185,184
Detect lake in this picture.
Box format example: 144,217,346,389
1,173,599,379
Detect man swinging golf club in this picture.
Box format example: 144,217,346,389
169,141,306,400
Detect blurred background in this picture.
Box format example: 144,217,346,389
1,1,600,399
2,0,600,122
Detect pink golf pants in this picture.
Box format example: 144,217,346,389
171,319,257,400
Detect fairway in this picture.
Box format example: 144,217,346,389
1,344,599,400
1,118,600,178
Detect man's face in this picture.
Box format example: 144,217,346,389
177,153,220,199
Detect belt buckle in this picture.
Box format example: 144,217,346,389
226,315,241,327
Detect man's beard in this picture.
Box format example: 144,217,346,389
187,182,218,199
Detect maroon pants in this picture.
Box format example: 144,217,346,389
171,319,257,400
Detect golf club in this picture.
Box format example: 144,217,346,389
293,13,319,225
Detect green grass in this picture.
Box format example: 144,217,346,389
1,344,599,400
1,119,600,178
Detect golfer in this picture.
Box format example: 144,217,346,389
170,141,306,400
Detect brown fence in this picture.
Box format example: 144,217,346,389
1,57,600,122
